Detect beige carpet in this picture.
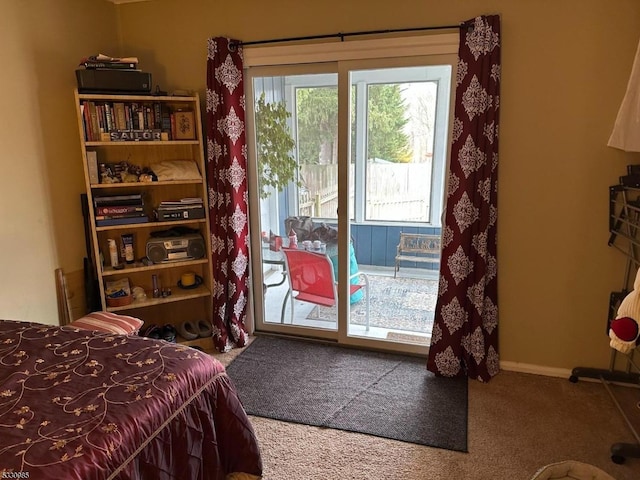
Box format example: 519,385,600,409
212,338,640,480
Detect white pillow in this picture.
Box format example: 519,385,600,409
69,311,143,335
152,160,201,181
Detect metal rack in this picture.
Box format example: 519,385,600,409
569,184,640,464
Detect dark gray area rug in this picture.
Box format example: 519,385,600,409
225,335,468,452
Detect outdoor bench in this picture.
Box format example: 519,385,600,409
394,232,441,278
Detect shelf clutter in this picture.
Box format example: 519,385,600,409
76,52,153,97
78,53,140,70
570,169,640,465
94,193,148,227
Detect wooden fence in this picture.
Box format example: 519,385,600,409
298,163,431,221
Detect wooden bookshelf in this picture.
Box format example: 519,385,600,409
74,90,214,344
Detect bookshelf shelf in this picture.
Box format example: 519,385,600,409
74,89,214,339
85,140,200,147
95,218,206,232
90,180,203,189
77,93,197,102
106,285,211,312
101,258,209,277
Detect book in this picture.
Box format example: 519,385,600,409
131,103,141,130
153,103,162,129
104,103,113,132
86,151,99,184
114,103,127,130
156,197,205,221
145,106,153,130
81,101,99,141
80,62,139,70
161,108,172,138
95,212,147,221
87,101,101,140
156,208,204,221
95,205,144,216
96,216,149,227
173,111,195,140
159,197,203,207
94,193,144,207
137,106,144,130
166,202,204,210
86,54,139,63
124,105,132,130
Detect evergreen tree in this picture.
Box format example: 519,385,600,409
296,87,338,164
367,84,411,163
296,84,410,164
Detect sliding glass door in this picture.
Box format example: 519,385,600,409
340,61,452,351
246,43,456,354
247,65,341,343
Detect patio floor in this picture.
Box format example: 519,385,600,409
261,264,438,346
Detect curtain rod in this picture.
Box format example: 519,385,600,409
230,24,462,48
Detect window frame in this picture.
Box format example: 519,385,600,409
349,64,453,225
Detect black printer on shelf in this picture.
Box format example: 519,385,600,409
75,69,152,95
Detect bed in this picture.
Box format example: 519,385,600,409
0,319,262,479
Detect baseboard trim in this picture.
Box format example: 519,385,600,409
500,361,640,388
500,361,572,379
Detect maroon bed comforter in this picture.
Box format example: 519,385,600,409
0,320,262,479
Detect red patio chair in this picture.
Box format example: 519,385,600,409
281,248,370,330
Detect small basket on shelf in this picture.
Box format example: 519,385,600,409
105,278,133,307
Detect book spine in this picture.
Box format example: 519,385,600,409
88,102,100,140
145,106,153,130
97,105,106,133
94,195,144,207
96,216,149,227
161,105,172,138
95,205,144,215
94,193,143,201
81,62,138,70
130,104,138,129
86,151,99,184
157,208,205,221
114,103,126,130
153,102,162,129
137,108,145,130
104,103,113,132
95,212,147,220
157,211,189,221
125,105,132,130
82,102,92,141
158,204,203,210
94,200,145,207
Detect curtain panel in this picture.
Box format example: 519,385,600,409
608,35,640,151
427,15,501,382
206,37,250,351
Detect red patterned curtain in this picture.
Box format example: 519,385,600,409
206,37,250,351
427,15,501,382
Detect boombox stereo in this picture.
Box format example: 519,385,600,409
146,234,205,264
